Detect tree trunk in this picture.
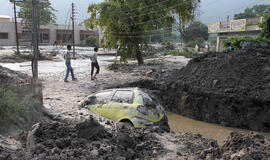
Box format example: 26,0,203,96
136,50,144,65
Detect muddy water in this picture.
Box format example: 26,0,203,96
167,112,270,145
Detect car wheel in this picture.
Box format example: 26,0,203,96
120,120,134,130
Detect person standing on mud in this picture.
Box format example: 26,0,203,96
227,42,233,52
90,47,100,80
64,45,77,82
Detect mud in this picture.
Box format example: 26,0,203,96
1,118,270,160
124,48,270,132
0,65,31,86
2,118,166,160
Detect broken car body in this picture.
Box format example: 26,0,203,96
79,88,166,128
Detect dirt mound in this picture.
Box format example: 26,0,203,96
13,118,164,160
1,117,270,159
0,65,31,86
178,48,270,100
202,132,270,159
124,48,270,132
149,48,270,132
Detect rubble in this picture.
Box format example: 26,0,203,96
0,65,31,85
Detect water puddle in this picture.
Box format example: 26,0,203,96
167,112,270,145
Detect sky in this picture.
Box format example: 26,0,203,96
0,0,270,25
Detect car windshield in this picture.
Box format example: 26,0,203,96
111,90,133,104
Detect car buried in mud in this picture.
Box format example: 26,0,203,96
79,88,167,128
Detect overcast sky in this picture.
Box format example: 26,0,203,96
1,0,270,25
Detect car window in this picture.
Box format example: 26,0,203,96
95,91,114,104
111,90,133,104
139,91,158,109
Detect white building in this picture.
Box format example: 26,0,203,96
0,15,97,46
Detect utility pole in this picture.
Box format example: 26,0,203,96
12,0,20,55
32,0,38,81
71,3,75,58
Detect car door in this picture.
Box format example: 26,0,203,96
105,90,135,120
89,90,114,117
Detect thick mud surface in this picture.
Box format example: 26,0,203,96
1,118,270,160
162,48,270,132
126,48,270,132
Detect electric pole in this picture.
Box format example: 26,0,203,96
12,0,20,55
71,3,75,58
32,0,38,81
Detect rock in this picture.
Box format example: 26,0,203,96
91,149,99,156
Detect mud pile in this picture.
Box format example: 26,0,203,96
126,48,270,132
203,132,270,159
1,118,270,160
3,117,164,160
152,48,270,132
0,65,31,86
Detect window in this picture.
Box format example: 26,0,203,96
80,34,85,41
0,33,8,39
139,91,158,109
95,91,114,104
43,34,49,40
57,34,62,40
111,90,134,104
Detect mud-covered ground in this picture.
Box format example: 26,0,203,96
1,47,270,159
154,48,270,132
1,117,270,160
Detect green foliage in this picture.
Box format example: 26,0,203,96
141,45,157,57
223,36,270,49
260,14,270,39
185,37,205,48
17,0,56,26
208,34,217,45
182,21,209,42
234,4,270,20
86,0,200,65
163,48,197,58
85,36,97,47
0,88,25,118
163,37,175,50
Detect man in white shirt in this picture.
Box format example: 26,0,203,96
90,47,100,80
64,45,76,82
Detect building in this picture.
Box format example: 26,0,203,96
208,16,262,52
0,15,97,46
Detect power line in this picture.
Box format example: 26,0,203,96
127,2,190,19
122,0,170,14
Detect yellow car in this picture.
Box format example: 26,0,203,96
79,88,167,128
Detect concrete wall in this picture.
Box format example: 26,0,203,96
0,19,97,46
216,31,261,52
0,20,16,46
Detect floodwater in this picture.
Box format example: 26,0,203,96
167,112,270,145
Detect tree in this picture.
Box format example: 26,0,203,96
175,1,200,41
234,4,270,20
17,0,56,26
86,0,200,65
181,21,208,42
260,14,270,39
85,36,97,47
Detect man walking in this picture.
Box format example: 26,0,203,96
64,45,76,82
90,47,100,80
